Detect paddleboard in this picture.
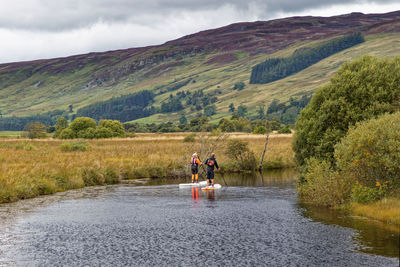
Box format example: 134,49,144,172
201,184,222,190
179,181,208,188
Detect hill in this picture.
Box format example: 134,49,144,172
1,11,400,127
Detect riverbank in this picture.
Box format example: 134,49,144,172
350,198,400,227
0,133,295,204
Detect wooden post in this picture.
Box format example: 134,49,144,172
258,133,269,171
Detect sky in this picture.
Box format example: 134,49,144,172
0,0,400,64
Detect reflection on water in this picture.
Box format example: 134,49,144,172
300,203,400,258
0,168,398,266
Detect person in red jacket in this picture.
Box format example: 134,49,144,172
190,153,202,183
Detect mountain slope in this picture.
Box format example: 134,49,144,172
1,11,400,123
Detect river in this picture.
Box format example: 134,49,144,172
0,169,398,266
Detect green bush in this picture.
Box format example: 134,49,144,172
351,182,387,204
294,55,400,166
98,119,125,137
234,82,245,90
225,139,257,171
77,128,96,139
335,112,400,192
94,127,114,138
60,141,90,152
23,122,47,139
298,159,353,207
70,117,97,134
58,128,76,139
278,126,291,134
253,126,268,134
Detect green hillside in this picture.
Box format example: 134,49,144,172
1,12,400,128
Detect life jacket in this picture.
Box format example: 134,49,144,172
207,159,215,166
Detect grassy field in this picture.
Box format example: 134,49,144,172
351,198,400,227
0,133,295,203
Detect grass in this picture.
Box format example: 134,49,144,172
351,198,400,227
0,133,295,204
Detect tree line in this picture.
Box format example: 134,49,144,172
250,33,365,84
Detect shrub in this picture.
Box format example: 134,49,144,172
60,141,89,152
278,126,291,134
233,82,245,90
104,168,120,184
293,56,400,166
253,126,268,134
335,112,400,192
351,182,387,204
183,133,196,142
23,122,47,139
225,139,257,171
94,127,114,139
70,117,96,134
98,119,125,137
77,128,96,139
298,159,353,207
82,168,104,186
58,128,76,139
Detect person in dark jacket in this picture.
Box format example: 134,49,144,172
203,153,220,187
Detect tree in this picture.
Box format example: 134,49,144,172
293,55,400,167
70,117,97,135
229,103,235,113
179,115,187,124
24,122,47,139
68,104,73,113
55,117,68,131
237,105,247,117
256,104,265,119
203,105,216,117
233,82,245,90
98,119,125,137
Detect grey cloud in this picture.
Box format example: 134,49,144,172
1,0,399,31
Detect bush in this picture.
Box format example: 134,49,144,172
58,128,76,139
23,122,47,139
351,182,387,204
335,112,400,192
293,56,400,166
233,82,245,90
98,119,125,137
60,141,90,152
95,127,114,138
77,128,96,139
225,139,257,171
278,126,291,134
298,159,353,207
253,126,268,134
70,117,97,134
183,133,196,142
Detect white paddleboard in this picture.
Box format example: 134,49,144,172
179,181,208,188
201,184,222,191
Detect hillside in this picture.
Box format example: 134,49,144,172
1,11,400,126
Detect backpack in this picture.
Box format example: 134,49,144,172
207,159,215,166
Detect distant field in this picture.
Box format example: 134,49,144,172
0,133,295,203
0,131,22,137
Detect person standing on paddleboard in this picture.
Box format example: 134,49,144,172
204,153,220,187
190,153,202,183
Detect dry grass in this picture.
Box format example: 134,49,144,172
0,133,295,203
351,198,400,227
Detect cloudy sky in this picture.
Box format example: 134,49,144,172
0,0,399,63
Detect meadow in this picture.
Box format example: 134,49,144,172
0,133,295,203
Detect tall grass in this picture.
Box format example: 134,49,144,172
0,133,295,203
351,198,400,226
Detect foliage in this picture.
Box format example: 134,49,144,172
267,95,312,124
60,141,90,152
237,105,247,117
225,139,257,171
98,119,125,137
94,127,114,138
23,122,47,139
77,128,96,139
55,117,69,131
70,117,97,134
229,103,235,113
278,126,291,134
233,82,245,90
335,112,400,191
203,105,216,117
351,182,387,204
183,133,196,143
76,90,154,122
179,115,187,124
250,33,365,84
253,126,268,134
297,159,353,207
293,55,400,166
0,110,65,131
58,128,76,139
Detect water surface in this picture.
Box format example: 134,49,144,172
0,170,398,266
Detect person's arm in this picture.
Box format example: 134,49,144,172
215,160,219,170
196,158,202,165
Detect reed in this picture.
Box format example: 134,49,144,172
0,133,295,203
351,198,400,227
